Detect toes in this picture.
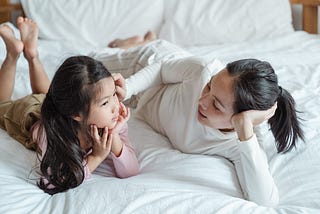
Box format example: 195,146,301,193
108,39,119,48
17,16,24,25
144,31,156,41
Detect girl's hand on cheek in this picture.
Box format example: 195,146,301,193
110,102,130,134
90,125,112,160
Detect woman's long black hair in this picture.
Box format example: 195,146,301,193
227,59,304,153
38,56,111,194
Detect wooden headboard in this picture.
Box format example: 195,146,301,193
290,0,320,33
0,0,23,23
0,0,319,33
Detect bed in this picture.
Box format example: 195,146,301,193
0,0,320,213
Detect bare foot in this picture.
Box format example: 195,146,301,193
108,31,157,50
108,35,144,49
144,31,156,42
0,24,23,58
17,17,39,60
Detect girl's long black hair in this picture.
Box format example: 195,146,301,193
38,56,111,194
227,59,304,153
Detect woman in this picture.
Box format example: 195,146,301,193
95,39,304,206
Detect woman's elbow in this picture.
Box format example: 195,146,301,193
248,188,279,207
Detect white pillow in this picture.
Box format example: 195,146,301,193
159,0,294,47
21,0,164,47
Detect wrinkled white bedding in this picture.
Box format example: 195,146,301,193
0,25,319,213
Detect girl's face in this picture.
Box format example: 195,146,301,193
198,69,235,130
87,77,119,129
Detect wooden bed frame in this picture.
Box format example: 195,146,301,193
291,0,320,33
0,0,319,33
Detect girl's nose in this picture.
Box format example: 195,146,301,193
111,104,119,114
111,97,120,114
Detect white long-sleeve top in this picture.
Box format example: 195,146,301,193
125,56,279,206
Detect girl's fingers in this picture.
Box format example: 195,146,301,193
119,102,127,116
118,115,124,123
91,125,100,142
119,102,129,118
101,127,109,144
106,133,113,151
126,107,130,119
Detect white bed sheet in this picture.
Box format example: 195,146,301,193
0,25,320,213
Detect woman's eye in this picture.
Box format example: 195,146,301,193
213,104,220,111
113,92,116,97
212,100,220,111
102,101,109,106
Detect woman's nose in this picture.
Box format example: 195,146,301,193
199,94,210,110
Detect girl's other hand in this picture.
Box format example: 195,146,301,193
112,73,126,101
110,102,130,134
90,125,112,160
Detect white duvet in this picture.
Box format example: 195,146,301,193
0,25,320,213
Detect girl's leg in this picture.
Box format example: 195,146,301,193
0,25,23,102
17,17,50,94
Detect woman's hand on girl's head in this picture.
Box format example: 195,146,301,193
90,125,112,160
112,73,126,101
110,102,130,134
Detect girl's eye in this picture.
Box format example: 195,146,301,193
102,101,109,106
113,92,116,97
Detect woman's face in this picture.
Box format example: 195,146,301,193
198,69,235,130
87,77,120,130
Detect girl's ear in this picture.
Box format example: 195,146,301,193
72,115,82,122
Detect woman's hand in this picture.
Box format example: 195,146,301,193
112,73,126,102
231,103,277,141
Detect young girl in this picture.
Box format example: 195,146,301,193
0,17,139,195
95,39,304,206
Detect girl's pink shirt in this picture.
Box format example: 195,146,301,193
31,121,139,180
